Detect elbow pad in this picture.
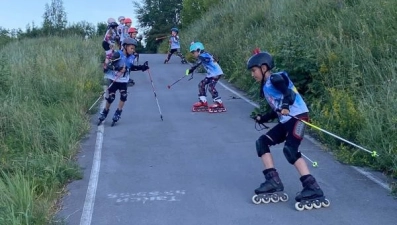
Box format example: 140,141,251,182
281,89,296,109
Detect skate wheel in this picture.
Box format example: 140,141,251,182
304,202,313,210
321,199,330,208
295,202,305,211
261,196,271,204
313,200,322,209
252,195,261,205
280,193,289,202
270,194,279,203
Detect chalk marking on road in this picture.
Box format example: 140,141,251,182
80,92,106,225
218,80,391,192
107,190,186,204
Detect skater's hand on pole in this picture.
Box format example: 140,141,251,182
186,68,194,75
280,109,290,115
140,61,149,71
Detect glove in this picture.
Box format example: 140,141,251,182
187,68,194,75
254,114,271,124
140,61,149,71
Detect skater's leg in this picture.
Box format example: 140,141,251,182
208,76,220,101
207,76,227,112
115,83,128,111
165,49,176,63
256,123,286,168
111,83,128,123
98,82,116,124
283,113,310,175
192,78,210,111
176,48,187,63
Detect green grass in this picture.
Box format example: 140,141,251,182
0,36,103,224
172,0,397,191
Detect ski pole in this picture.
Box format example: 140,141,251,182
145,67,164,121
86,71,123,113
287,114,379,157
301,153,318,167
167,70,193,89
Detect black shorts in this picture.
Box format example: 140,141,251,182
169,48,179,54
107,80,127,93
266,113,309,148
102,41,110,51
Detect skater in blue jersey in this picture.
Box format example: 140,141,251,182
247,49,330,210
188,42,226,113
98,38,150,126
164,28,188,64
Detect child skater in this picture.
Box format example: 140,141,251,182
246,48,330,211
188,42,226,113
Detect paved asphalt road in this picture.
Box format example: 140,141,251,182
57,54,396,225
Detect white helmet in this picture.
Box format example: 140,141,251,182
107,18,116,24
118,16,125,22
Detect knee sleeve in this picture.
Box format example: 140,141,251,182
256,135,273,157
106,93,115,104
283,145,302,164
120,91,128,102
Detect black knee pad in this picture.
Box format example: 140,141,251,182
283,145,302,164
256,135,273,157
120,91,128,102
106,93,115,104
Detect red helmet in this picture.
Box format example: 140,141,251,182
124,18,132,24
128,27,138,34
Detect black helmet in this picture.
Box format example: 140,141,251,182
246,51,274,70
109,22,118,28
123,38,138,47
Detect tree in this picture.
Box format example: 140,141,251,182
42,0,67,35
133,0,183,53
181,0,222,27
96,22,107,36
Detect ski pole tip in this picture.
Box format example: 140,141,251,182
371,151,379,157
167,85,171,89
312,161,318,167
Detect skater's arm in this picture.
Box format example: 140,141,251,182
130,61,149,72
187,60,202,74
270,73,296,110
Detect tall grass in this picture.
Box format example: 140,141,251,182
0,36,103,223
174,0,397,189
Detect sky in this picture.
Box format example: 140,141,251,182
0,0,139,31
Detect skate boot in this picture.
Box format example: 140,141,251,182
97,108,109,126
111,109,123,127
294,175,330,211
181,58,188,64
252,168,289,204
208,97,226,113
164,58,169,64
192,96,208,112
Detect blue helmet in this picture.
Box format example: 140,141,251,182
190,42,205,52
171,27,179,33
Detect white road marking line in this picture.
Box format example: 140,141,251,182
80,92,106,225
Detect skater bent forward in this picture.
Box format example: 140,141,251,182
246,49,330,210
188,42,226,113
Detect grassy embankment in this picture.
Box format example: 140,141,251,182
160,0,397,192
0,36,103,224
